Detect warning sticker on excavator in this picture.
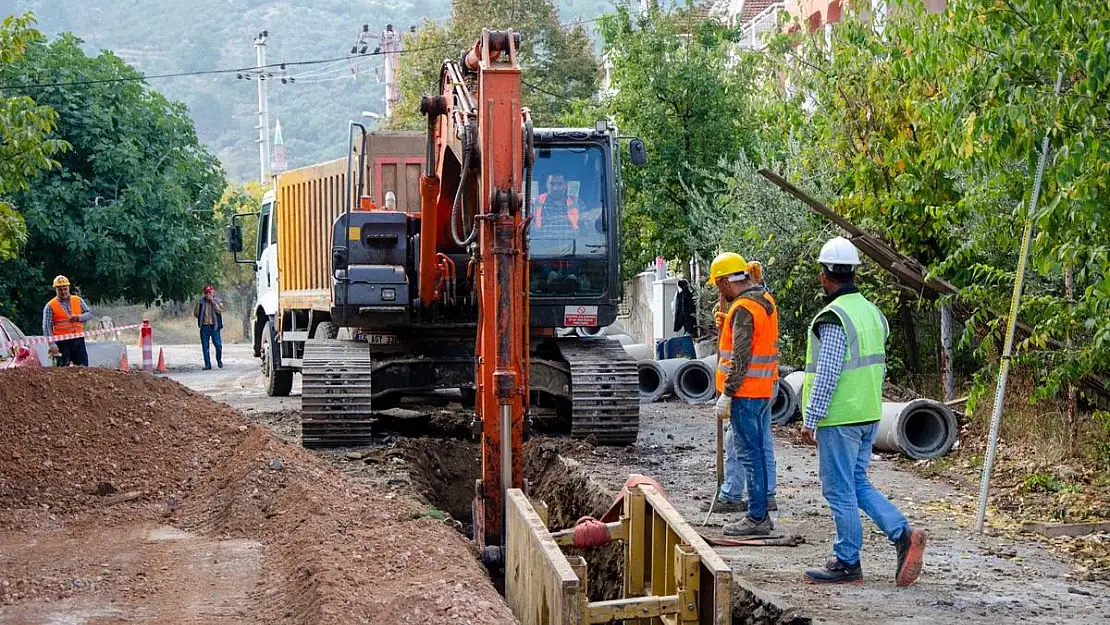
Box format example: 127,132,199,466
563,305,598,327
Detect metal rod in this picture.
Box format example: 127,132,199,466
500,403,512,514
975,69,1064,533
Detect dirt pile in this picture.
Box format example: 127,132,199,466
0,368,248,520
0,369,516,624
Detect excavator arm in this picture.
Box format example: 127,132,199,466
419,29,532,563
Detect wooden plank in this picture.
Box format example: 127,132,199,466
588,595,679,623
1022,520,1110,538
506,489,583,625
638,485,732,625
624,487,647,600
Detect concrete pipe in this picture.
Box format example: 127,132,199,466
783,370,805,396
575,321,627,338
700,356,799,423
674,359,716,404
637,358,686,403
771,380,800,426
605,333,636,346
876,400,959,460
623,343,654,362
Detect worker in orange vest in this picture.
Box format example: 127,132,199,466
706,252,779,537
42,275,94,367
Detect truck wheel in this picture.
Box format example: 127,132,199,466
262,320,294,397
312,321,338,340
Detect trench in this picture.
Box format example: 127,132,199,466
320,408,807,623
392,436,625,602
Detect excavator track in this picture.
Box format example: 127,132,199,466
301,340,375,448
555,338,640,445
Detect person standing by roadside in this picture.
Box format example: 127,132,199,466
706,252,779,537
702,264,778,517
800,236,926,585
42,275,93,367
193,285,224,370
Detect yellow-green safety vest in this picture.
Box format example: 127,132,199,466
801,291,889,428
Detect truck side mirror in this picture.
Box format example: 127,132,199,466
629,138,647,167
227,224,244,253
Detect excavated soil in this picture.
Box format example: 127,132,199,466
0,368,515,624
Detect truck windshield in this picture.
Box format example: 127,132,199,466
528,144,609,298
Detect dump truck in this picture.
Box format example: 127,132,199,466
230,132,425,396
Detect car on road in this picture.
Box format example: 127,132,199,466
0,315,49,367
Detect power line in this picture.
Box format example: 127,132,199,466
0,43,458,91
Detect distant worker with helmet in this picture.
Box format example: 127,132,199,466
42,275,94,367
800,236,926,585
706,251,779,537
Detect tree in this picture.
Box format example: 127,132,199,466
391,0,600,130
215,181,263,338
0,13,68,260
0,31,225,329
598,4,757,273
751,0,1110,401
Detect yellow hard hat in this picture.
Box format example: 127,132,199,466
706,252,749,285
52,275,70,288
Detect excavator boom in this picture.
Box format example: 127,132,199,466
420,29,530,560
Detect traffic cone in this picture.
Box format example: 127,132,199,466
155,348,168,373
119,351,130,373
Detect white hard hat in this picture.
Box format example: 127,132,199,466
817,236,861,271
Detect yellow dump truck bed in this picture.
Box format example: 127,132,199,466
275,132,425,314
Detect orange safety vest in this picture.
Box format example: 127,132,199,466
49,296,84,337
715,291,779,399
535,194,579,230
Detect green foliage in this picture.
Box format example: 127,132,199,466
391,0,601,131
0,32,226,329
599,3,756,274
0,13,68,260
685,154,829,362
215,181,263,334
747,0,1110,401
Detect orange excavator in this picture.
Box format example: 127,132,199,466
419,29,531,559
302,29,645,562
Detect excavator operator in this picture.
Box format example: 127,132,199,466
533,172,582,234
531,170,605,295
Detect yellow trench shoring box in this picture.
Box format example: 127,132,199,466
506,479,732,625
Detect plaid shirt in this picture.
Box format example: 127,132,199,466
803,321,847,430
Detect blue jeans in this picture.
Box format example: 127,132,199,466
817,422,910,566
200,324,223,369
721,399,777,503
729,397,771,520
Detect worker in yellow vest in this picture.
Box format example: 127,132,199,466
42,275,94,367
706,252,779,537
800,237,926,585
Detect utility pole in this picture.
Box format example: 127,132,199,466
380,24,400,119
254,31,272,186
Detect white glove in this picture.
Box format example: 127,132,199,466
714,393,732,420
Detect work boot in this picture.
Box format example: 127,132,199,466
723,515,773,536
804,557,863,584
895,527,927,586
698,498,746,514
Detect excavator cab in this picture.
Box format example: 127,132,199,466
527,124,642,329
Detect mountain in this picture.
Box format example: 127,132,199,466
11,0,610,181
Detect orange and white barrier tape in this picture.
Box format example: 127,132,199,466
0,322,144,352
